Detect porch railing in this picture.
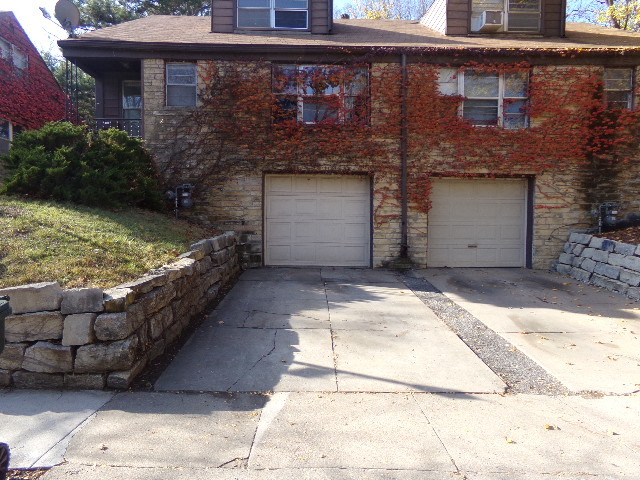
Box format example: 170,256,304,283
90,118,142,138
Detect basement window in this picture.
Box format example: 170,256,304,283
603,68,633,109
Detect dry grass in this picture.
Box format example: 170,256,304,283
0,196,219,289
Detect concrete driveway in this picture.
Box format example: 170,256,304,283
2,267,638,479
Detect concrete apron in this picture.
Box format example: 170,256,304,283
19,268,640,478
416,267,640,395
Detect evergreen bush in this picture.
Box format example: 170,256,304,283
1,122,163,210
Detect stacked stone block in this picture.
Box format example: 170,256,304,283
0,232,239,390
556,232,640,299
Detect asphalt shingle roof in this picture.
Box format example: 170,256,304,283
59,16,640,52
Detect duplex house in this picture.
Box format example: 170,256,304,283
0,11,65,155
58,0,640,270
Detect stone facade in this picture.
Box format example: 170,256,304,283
139,59,640,271
0,232,239,390
556,232,640,299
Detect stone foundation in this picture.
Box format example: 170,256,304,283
555,232,640,299
0,232,239,390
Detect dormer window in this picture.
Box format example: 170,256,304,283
471,0,541,33
237,0,308,29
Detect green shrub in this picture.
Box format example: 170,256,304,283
1,122,163,210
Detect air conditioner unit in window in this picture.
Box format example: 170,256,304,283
472,10,503,33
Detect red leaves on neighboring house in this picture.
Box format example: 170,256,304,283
0,12,65,131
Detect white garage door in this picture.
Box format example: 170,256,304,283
264,175,370,266
427,178,527,267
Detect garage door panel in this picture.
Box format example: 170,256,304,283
428,179,526,267
269,245,292,263
293,222,316,240
267,222,292,241
269,198,294,216
344,222,368,240
343,199,368,217
293,177,317,193
266,175,370,267
317,199,344,219
268,176,294,193
295,199,317,215
501,225,524,241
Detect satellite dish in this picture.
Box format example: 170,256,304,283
54,0,81,32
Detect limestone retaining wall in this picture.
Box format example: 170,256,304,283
0,232,239,390
555,232,640,299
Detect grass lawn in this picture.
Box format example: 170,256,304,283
0,196,219,289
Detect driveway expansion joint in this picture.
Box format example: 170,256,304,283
402,274,571,396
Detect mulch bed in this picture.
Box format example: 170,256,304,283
593,225,640,245
7,469,49,480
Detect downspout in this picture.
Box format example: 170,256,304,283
400,52,409,259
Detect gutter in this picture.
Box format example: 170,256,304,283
400,52,408,259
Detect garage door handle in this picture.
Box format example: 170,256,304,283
468,244,478,248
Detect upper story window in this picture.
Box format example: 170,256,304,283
237,0,308,29
0,37,28,70
273,64,368,124
0,37,10,59
166,63,197,106
12,46,28,70
439,68,529,129
470,0,541,33
603,68,634,109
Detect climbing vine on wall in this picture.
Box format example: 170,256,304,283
0,16,65,131
156,55,640,224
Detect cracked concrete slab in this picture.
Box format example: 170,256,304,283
43,464,460,479
416,268,640,394
155,327,336,392
248,392,456,471
321,267,400,283
214,280,329,328
333,328,506,393
412,393,640,477
63,392,264,468
326,283,444,331
0,390,113,469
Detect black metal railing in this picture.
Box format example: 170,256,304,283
91,118,142,138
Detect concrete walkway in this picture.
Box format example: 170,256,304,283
0,268,638,479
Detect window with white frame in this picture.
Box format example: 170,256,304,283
470,0,540,33
273,64,368,124
438,68,529,128
603,68,634,109
166,63,197,106
238,0,308,29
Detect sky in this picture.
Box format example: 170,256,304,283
0,0,67,56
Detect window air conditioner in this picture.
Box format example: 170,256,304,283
472,10,503,33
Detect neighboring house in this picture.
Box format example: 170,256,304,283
58,0,640,270
0,11,65,155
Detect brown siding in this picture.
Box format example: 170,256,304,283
542,0,564,36
310,0,331,34
212,0,234,33
447,0,469,35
